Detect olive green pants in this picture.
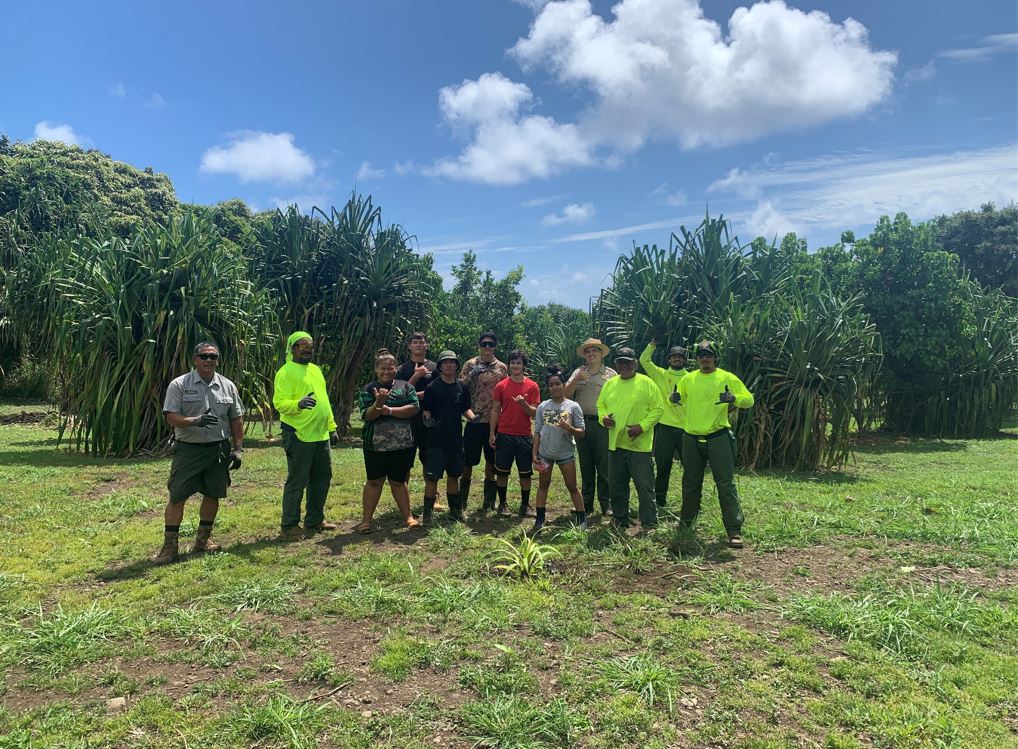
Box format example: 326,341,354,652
577,418,611,513
609,449,657,528
281,426,332,529
653,424,684,507
679,430,743,535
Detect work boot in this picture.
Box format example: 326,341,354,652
447,493,464,523
483,479,498,512
423,496,436,524
153,532,179,565
278,525,303,542
192,526,221,554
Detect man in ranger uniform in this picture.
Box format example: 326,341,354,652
674,341,755,548
273,331,340,541
639,340,688,508
156,341,245,564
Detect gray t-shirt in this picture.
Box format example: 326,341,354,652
163,370,244,443
534,398,585,460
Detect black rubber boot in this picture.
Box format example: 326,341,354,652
423,496,436,524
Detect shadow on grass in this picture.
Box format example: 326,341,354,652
0,445,163,468
850,435,970,455
750,468,862,485
94,537,284,582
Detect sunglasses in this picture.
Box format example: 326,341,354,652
196,353,219,361
695,350,714,358
479,341,496,348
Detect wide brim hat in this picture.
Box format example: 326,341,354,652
576,337,610,357
436,350,461,368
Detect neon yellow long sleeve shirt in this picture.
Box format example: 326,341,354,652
676,367,753,436
596,372,663,452
639,343,687,429
273,361,337,442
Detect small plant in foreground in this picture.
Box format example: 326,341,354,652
230,694,325,749
688,572,760,614
593,654,680,711
216,579,299,613
459,645,538,696
3,603,126,675
460,694,585,749
493,531,560,580
296,653,352,688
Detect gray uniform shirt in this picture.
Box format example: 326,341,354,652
534,398,585,460
163,370,244,443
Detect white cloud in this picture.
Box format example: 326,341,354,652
200,131,315,184
432,0,896,184
651,183,687,207
393,160,415,175
939,32,1018,63
510,0,897,151
904,60,936,83
356,161,385,180
108,82,126,98
542,202,596,225
426,72,595,184
145,92,167,109
710,144,1018,235
197,131,309,184
33,121,81,145
270,194,331,213
553,215,696,243
521,195,560,207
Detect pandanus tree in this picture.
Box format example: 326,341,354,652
25,212,275,455
252,195,436,434
594,213,882,471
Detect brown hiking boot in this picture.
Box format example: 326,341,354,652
304,520,338,538
278,525,303,542
192,526,222,554
727,534,744,549
152,532,179,565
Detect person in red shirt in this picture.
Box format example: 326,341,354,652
489,349,541,517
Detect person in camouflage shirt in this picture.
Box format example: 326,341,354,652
353,350,422,533
458,331,508,512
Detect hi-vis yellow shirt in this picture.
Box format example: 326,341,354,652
596,372,663,452
273,361,337,442
677,368,754,436
639,343,687,429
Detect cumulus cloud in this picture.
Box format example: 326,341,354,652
426,72,595,184
431,0,896,184
356,161,385,180
904,60,936,83
650,183,687,207
200,131,315,183
108,82,126,98
145,92,167,109
393,160,415,176
542,202,595,225
34,121,81,145
710,145,1018,235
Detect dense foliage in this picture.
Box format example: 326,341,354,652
2,138,1015,457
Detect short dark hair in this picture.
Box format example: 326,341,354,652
507,349,528,366
545,363,565,386
408,332,427,343
478,331,497,344
193,341,219,356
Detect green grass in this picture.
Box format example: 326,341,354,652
1,407,1016,748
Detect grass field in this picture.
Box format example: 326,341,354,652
1,401,1016,749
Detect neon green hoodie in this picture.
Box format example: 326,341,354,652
273,332,337,442
639,343,687,429
595,372,663,452
676,367,753,436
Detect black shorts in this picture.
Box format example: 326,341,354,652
167,440,231,503
494,433,533,475
411,421,428,465
363,447,415,482
463,421,495,467
424,445,465,481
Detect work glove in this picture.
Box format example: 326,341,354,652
298,392,317,409
229,448,243,470
195,409,219,428
469,363,487,378
717,385,736,404
669,384,682,404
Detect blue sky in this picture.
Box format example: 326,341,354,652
2,0,1016,308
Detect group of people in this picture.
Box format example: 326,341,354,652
153,330,754,564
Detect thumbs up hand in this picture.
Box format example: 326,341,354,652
717,385,735,404
669,384,682,404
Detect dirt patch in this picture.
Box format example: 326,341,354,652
82,472,135,500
